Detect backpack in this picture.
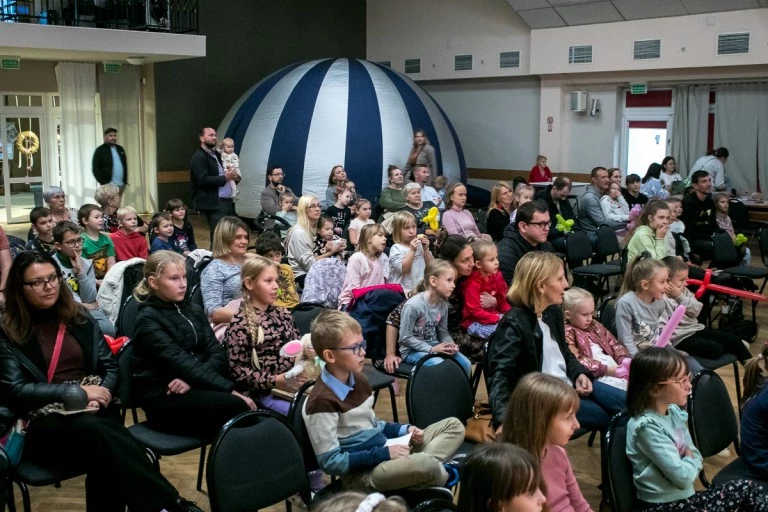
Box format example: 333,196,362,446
347,288,406,361
718,296,759,343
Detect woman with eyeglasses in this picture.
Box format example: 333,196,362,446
43,186,79,225
487,251,624,435
626,348,768,511
0,251,203,512
285,195,343,287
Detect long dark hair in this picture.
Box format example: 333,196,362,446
622,200,670,248
642,163,663,184
2,251,83,344
437,234,469,261
626,347,688,417
457,443,544,512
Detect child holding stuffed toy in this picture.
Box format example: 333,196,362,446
224,255,304,416
563,287,630,391
388,211,432,295
715,192,751,265
460,239,510,339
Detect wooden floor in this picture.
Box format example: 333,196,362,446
4,215,764,511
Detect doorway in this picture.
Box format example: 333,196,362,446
622,119,671,178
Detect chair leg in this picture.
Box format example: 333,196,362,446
18,481,30,512
6,480,16,512
144,447,160,469
197,446,207,492
470,367,482,398
733,362,742,414
372,389,380,406
387,384,399,423
587,430,597,448
132,407,139,425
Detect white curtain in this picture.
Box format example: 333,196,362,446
97,65,147,212
714,84,768,194
670,85,709,176
55,62,100,209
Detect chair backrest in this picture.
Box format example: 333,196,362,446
565,231,594,267
712,231,740,269
688,370,739,458
604,411,639,512
597,225,621,260
116,295,140,339
290,303,329,336
406,355,473,429
207,410,310,512
287,379,320,473
119,262,145,309
115,341,135,410
760,227,768,267
729,199,750,231
598,296,618,338
410,499,457,512
188,283,204,309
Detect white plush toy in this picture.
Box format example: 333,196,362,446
280,334,323,381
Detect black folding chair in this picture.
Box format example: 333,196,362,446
116,295,140,339
603,411,639,512
687,370,767,488
565,231,623,299
711,231,768,323
207,410,311,512
115,342,209,492
598,296,618,339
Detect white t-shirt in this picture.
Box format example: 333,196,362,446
659,172,682,188
348,217,374,236
388,242,426,295
539,318,570,385
420,185,442,209
690,155,724,189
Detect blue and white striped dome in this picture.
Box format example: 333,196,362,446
217,58,466,218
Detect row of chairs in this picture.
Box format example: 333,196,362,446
605,370,766,512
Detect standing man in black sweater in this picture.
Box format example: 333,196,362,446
92,127,127,193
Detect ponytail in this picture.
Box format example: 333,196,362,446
619,252,666,296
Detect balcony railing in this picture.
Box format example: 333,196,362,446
0,0,198,34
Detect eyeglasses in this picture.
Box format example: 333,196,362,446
330,339,367,356
23,273,62,292
524,221,550,230
61,238,83,248
270,172,284,177
660,373,693,388
49,194,66,200
308,204,321,209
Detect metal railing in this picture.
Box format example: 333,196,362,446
0,0,198,34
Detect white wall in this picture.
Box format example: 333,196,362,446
367,0,531,80
423,78,540,173
531,9,768,76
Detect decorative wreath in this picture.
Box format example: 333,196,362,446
15,131,40,156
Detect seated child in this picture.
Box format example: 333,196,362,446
661,256,751,362
563,287,630,391
52,220,116,337
78,204,116,286
338,224,389,309
600,182,630,223
166,198,197,255
275,193,297,237
110,206,148,261
615,255,703,373
432,175,448,211
665,197,691,261
509,183,533,225
302,309,465,491
715,192,751,265
95,183,147,234
313,215,346,260
344,179,358,205
460,239,510,339
149,212,176,254
398,260,471,376
254,232,300,309
348,198,374,247
325,188,353,236
622,173,650,210
388,211,432,295
627,348,768,511
25,207,55,253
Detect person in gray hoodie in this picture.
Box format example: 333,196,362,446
578,166,627,246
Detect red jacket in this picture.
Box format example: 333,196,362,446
460,269,511,329
529,165,553,183
110,229,148,262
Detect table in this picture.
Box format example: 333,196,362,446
738,197,768,222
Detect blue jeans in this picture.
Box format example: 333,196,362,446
576,380,626,432
403,351,472,377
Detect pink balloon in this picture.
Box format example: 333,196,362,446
655,305,687,348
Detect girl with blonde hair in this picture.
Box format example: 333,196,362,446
285,195,334,285
132,251,254,438
338,224,389,308
486,181,513,241
488,251,623,435
224,254,303,416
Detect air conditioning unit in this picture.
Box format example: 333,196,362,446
570,91,588,112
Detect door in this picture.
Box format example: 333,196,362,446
622,119,670,177
1,114,46,223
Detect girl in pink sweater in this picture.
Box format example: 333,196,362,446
337,224,389,308
441,183,489,241
501,372,593,512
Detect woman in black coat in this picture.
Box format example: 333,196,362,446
132,251,254,438
0,251,201,512
487,252,625,433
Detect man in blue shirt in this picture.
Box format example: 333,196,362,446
92,127,128,193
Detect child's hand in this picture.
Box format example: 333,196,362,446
334,227,342,235
420,236,430,249
432,342,457,355
388,444,410,460
479,292,497,310
409,238,421,251
384,354,401,373
656,223,670,240
408,426,424,445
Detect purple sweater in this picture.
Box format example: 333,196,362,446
442,208,481,237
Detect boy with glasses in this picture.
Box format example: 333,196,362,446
53,221,116,336
303,310,464,492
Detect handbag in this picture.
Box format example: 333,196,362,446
0,418,25,467
464,401,495,444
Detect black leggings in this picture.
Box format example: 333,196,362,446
25,407,178,512
142,388,250,438
676,327,751,363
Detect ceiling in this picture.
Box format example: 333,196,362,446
506,0,768,29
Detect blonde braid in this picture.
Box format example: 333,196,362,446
242,299,265,370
